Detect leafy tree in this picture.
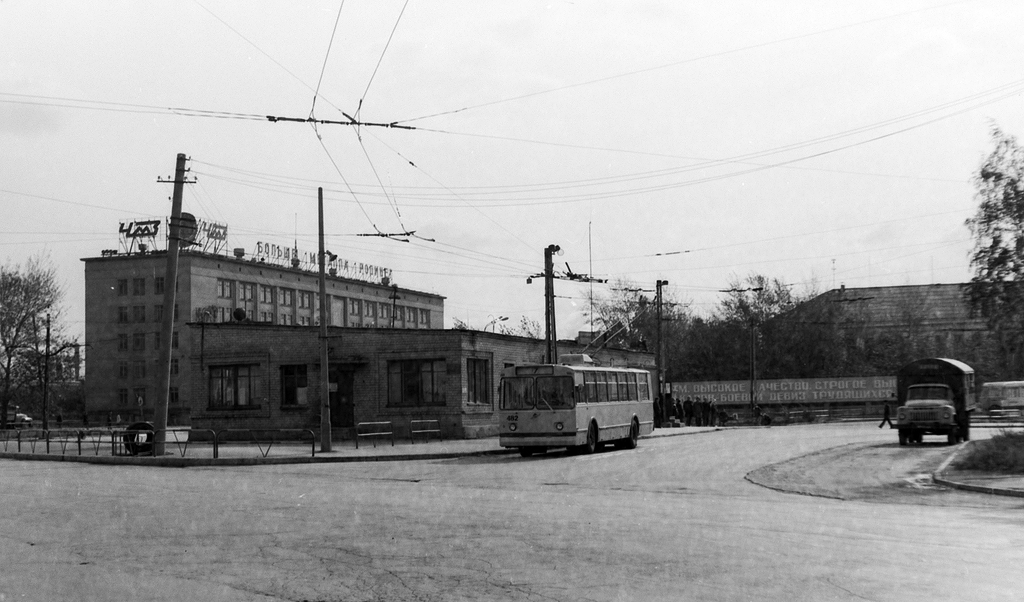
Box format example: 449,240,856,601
0,254,65,428
965,126,1024,375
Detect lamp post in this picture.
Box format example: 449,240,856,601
486,315,508,332
656,280,668,425
543,244,561,363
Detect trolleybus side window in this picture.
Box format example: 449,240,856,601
501,377,534,410
584,371,597,404
596,372,608,402
627,373,638,401
639,374,650,400
617,373,629,401
537,376,574,409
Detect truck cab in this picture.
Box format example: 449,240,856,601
895,358,974,446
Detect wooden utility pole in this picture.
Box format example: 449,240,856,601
318,188,332,452
154,153,188,456
656,280,668,424
544,244,560,363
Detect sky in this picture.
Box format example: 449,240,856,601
3,0,1024,343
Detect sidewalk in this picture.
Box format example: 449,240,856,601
0,425,720,467
932,442,1024,498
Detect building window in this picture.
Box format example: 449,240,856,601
132,305,146,323
239,282,255,301
117,334,129,352
132,360,146,379
154,277,165,295
260,311,274,324
380,303,391,321
169,386,179,405
117,306,129,323
364,300,376,318
279,288,295,307
117,279,128,296
467,358,490,406
280,365,308,406
299,316,311,326
419,309,430,328
132,278,146,296
170,358,179,376
118,388,129,406
350,300,361,316
279,313,293,326
217,279,234,299
406,307,416,324
154,330,161,350
133,387,146,407
154,304,164,322
209,365,261,408
217,306,233,323
387,359,446,407
132,332,146,351
172,330,178,349
260,285,274,304
298,291,312,309
118,360,129,379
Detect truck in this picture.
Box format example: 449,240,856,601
895,358,975,446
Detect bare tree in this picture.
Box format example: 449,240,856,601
0,254,64,429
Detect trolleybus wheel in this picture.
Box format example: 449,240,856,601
617,418,639,450
581,422,598,455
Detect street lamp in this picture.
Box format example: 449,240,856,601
486,315,508,332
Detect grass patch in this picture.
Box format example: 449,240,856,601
954,430,1024,473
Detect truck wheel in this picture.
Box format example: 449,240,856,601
898,431,907,446
947,430,957,445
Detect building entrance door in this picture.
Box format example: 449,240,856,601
328,364,356,428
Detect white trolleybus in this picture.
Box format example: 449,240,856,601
499,355,655,457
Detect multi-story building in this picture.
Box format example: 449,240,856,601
82,245,444,425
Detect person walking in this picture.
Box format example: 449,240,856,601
683,397,693,426
879,403,893,429
707,398,717,427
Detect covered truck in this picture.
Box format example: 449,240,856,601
895,358,975,446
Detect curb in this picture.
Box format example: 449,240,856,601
931,440,1024,499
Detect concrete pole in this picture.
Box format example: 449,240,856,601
154,153,188,456
544,244,560,363
318,188,332,452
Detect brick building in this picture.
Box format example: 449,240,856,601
186,324,654,439
82,246,444,425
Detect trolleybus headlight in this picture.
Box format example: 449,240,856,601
555,422,564,431
509,423,517,432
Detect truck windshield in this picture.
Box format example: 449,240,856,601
907,385,952,401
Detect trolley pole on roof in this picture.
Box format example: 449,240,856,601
318,187,332,453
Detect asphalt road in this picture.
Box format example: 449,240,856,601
1,423,1020,601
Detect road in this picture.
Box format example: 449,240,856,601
0,423,1020,601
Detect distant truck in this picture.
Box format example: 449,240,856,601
4,410,33,429
895,358,975,446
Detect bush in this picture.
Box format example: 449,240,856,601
954,430,1024,473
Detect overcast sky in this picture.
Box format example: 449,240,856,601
3,0,1024,341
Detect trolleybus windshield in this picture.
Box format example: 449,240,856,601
500,375,574,410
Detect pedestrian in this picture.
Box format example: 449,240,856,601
106,412,112,427
707,398,717,427
654,396,663,429
879,403,893,429
682,397,693,426
703,397,712,426
56,412,63,430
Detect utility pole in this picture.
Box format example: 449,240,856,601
42,314,50,431
318,188,332,453
154,153,189,456
544,244,561,363
656,280,668,425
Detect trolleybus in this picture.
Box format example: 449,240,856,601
498,355,655,456
979,381,1024,414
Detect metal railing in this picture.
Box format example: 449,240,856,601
214,429,316,458
409,419,442,444
355,421,394,448
0,427,316,459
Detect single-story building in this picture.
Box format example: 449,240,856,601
180,323,655,439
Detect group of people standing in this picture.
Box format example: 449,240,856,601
656,395,719,427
